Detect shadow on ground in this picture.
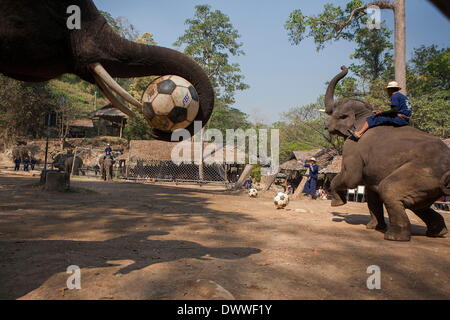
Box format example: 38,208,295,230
331,212,428,236
0,175,260,299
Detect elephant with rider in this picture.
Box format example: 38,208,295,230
324,66,450,242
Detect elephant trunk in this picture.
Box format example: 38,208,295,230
82,20,215,141
325,66,349,115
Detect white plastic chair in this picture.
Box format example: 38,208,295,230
357,186,366,203
347,188,357,202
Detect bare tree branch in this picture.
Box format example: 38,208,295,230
313,1,396,40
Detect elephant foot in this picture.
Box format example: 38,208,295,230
426,226,448,238
366,220,387,231
384,226,411,242
331,197,347,207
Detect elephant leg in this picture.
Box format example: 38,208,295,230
330,174,348,207
413,207,448,238
379,173,413,241
366,189,387,231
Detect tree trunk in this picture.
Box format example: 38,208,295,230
44,171,67,192
394,0,407,94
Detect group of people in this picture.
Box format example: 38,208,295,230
14,157,36,172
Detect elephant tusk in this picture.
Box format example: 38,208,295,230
318,109,326,113
92,72,137,118
89,63,143,109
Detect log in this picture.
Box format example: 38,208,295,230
292,176,308,200
44,171,67,192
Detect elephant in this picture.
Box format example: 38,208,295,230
53,153,83,176
324,66,450,242
0,0,214,141
429,0,450,19
99,156,115,181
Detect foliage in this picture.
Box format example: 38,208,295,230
285,0,367,50
174,4,249,105
349,24,393,83
275,99,344,160
208,100,251,135
123,112,153,141
0,75,55,140
407,45,450,138
100,10,139,41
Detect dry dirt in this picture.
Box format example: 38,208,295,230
0,171,449,300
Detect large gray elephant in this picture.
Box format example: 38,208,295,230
99,156,115,181
0,0,214,141
324,66,450,242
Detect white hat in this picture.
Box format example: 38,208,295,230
386,81,401,89
310,157,317,162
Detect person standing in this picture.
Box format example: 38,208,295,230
30,158,36,171
14,157,21,171
23,158,30,172
302,157,319,199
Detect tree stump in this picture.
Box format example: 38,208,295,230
44,171,67,192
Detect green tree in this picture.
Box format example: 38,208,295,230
0,75,58,141
285,0,408,92
276,99,345,159
407,45,450,138
208,101,251,135
350,24,393,83
174,4,249,106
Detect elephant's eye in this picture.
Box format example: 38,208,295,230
340,114,349,119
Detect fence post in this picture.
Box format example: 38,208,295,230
198,128,204,185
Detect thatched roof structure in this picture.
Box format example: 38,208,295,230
129,140,247,164
69,119,94,128
90,104,128,120
281,148,337,172
320,155,342,174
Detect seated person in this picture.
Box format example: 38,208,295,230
350,81,412,140
104,144,113,159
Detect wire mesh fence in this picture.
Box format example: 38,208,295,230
69,147,127,179
126,160,228,185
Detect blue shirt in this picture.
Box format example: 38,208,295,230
390,92,412,117
304,164,319,179
105,147,112,155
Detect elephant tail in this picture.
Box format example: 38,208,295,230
440,171,450,196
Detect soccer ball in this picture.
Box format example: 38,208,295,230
274,192,289,209
141,75,200,132
249,188,258,198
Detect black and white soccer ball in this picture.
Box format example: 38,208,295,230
274,192,289,209
141,75,200,132
249,188,258,198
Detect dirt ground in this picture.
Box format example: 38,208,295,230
0,171,449,300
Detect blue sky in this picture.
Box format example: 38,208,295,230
94,0,449,124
